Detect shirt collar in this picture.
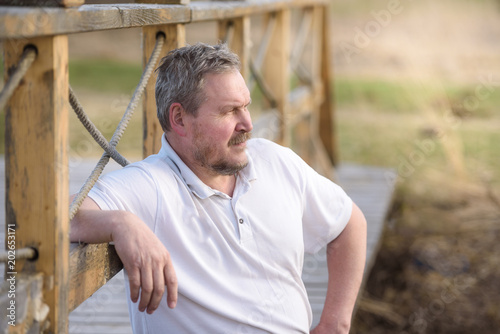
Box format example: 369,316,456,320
159,134,257,199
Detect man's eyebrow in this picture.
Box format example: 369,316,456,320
220,99,252,112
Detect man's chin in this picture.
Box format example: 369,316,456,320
211,159,248,176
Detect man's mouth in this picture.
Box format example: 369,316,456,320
229,132,252,147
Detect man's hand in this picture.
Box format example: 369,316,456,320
70,197,178,314
111,212,178,313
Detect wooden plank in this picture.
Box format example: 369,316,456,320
4,35,69,333
136,0,190,5
190,0,327,22
68,243,123,313
142,24,186,158
0,1,329,39
261,9,290,145
217,16,250,81
0,0,83,7
0,4,190,39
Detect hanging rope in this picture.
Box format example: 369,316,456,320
69,86,130,167
0,46,37,112
69,33,165,221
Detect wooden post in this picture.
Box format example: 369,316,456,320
218,16,250,81
261,10,291,146
142,24,186,158
318,5,337,165
4,35,69,333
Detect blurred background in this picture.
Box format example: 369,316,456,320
2,0,500,332
331,1,500,333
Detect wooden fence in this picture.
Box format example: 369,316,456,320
0,0,336,332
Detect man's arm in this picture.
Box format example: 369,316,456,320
311,202,367,334
70,196,178,314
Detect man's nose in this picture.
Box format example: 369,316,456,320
236,110,253,133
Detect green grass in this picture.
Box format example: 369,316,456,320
334,76,500,186
69,58,142,93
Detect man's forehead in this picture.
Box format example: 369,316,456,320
203,72,250,101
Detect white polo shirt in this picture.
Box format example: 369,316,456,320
88,136,352,334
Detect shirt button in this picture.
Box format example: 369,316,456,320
239,218,244,224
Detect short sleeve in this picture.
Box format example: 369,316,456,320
293,156,353,254
88,164,159,230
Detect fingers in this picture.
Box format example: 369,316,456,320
129,252,177,314
146,266,166,314
164,259,178,309
128,267,141,304
138,265,153,313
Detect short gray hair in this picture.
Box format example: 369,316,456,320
155,43,241,132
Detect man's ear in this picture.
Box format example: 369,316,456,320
169,103,187,137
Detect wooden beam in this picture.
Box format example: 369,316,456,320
0,0,83,7
317,4,337,165
68,243,123,312
136,0,190,5
217,16,250,81
4,35,69,333
190,0,326,22
142,24,186,158
0,4,190,39
261,9,291,145
0,1,328,39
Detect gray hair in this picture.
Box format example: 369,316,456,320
155,43,241,132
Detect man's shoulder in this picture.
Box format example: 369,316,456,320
102,154,176,185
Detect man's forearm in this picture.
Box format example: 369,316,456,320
69,196,120,244
315,203,367,333
70,208,128,244
69,196,179,312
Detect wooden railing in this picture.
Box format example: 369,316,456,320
0,0,335,332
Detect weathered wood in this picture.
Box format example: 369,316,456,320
0,273,49,333
142,24,186,158
4,35,69,333
261,9,291,145
190,0,326,22
136,0,190,5
68,243,123,312
0,4,190,39
317,5,337,165
218,16,250,81
0,0,83,7
0,1,328,39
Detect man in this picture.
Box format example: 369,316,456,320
70,43,367,333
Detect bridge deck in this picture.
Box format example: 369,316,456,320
0,159,395,333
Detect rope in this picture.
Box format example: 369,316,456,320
69,86,130,167
69,33,165,221
0,46,37,111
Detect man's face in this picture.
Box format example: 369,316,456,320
187,70,253,176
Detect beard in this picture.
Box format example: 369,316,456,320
193,131,252,176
